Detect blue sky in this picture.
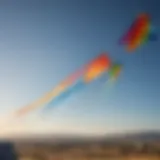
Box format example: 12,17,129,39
0,0,159,137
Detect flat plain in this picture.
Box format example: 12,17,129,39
14,136,160,160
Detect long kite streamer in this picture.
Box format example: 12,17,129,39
43,80,86,112
15,53,111,117
14,68,86,117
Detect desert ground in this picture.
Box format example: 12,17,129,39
14,139,160,160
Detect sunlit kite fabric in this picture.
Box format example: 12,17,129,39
14,53,111,117
84,54,111,83
119,13,158,52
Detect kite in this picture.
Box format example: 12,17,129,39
84,54,111,83
119,13,158,52
14,53,111,117
43,54,111,112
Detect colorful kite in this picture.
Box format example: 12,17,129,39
14,53,111,117
84,54,111,83
43,54,112,112
119,13,158,52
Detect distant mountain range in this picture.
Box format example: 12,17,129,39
1,130,160,144
116,131,160,141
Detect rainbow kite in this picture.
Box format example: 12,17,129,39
43,54,112,112
119,13,158,52
14,53,111,117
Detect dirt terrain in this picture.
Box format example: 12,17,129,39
14,140,160,160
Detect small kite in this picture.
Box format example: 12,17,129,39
119,13,158,52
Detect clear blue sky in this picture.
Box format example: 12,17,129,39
0,0,159,137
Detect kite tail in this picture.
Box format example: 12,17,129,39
42,80,86,114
